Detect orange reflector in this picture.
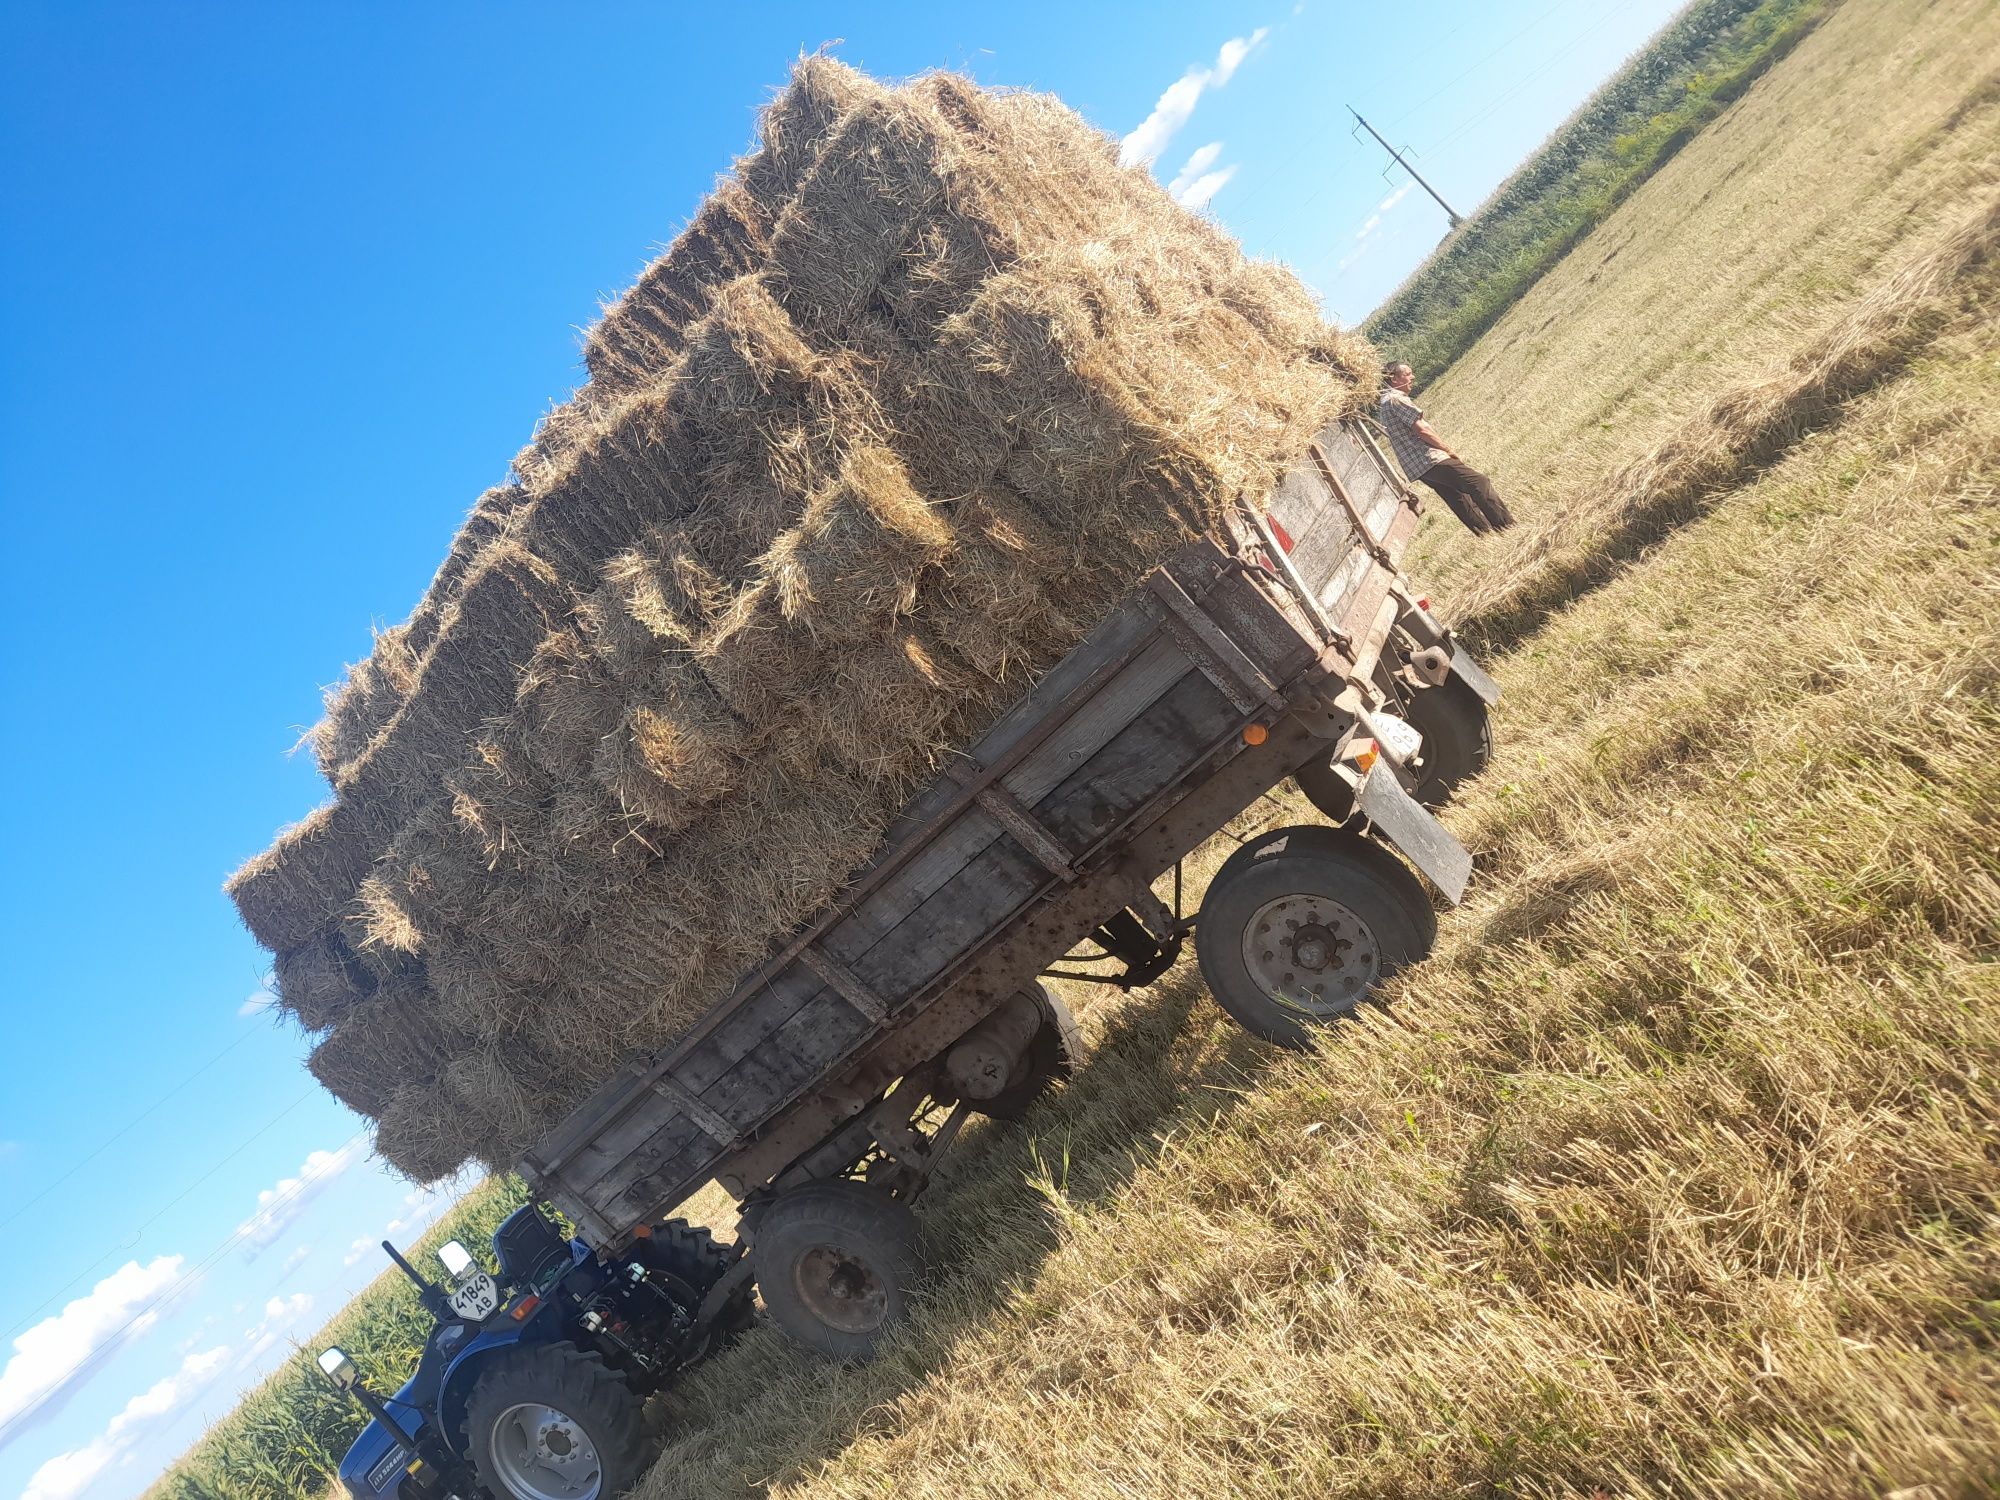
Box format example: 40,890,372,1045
1265,513,1296,554
1416,596,1431,612
1242,722,1269,747
630,1222,652,1239
511,1295,541,1322
1348,737,1379,772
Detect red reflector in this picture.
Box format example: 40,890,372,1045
510,1295,541,1321
1265,513,1296,554
1416,596,1431,612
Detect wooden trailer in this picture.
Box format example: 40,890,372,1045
520,416,1498,1358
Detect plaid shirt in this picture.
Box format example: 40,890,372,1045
1379,387,1447,480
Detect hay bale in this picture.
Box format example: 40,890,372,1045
274,927,375,1033
306,977,451,1117
593,663,750,830
761,444,957,645
239,56,1379,1180
228,800,376,953
373,1082,475,1185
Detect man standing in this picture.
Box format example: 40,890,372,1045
1378,362,1515,535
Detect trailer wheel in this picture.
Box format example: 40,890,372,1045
969,985,1081,1121
751,1180,918,1363
1405,678,1492,808
1196,826,1435,1048
634,1217,756,1354
463,1341,648,1500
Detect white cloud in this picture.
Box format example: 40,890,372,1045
1167,141,1224,199
279,1243,313,1276
235,1143,360,1255
239,1293,316,1366
21,1347,229,1500
1213,27,1269,86
1119,26,1270,168
1175,165,1239,212
238,976,277,1017
0,1257,185,1442
343,1235,376,1268
1340,182,1416,272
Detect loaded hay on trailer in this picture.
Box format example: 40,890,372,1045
229,57,1378,1181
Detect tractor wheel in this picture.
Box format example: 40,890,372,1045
634,1217,756,1354
463,1341,648,1500
967,985,1082,1122
1196,825,1435,1048
750,1179,918,1363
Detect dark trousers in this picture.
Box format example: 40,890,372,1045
1420,458,1515,535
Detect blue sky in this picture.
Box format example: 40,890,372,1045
0,2,1684,1495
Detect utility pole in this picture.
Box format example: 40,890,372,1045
1349,109,1465,230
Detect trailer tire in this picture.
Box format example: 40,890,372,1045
751,1180,918,1364
463,1341,649,1500
1405,677,1492,808
635,1218,756,1353
1197,826,1434,1048
969,985,1081,1121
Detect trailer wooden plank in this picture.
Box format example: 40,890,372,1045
1034,670,1239,851
849,835,1050,1004
822,633,1191,966
590,1113,706,1225
676,966,827,1094
579,1112,703,1222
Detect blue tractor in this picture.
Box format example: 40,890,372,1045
317,1203,753,1500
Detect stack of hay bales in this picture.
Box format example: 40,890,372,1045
229,58,1377,1182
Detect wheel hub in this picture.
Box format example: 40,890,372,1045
491,1402,602,1500
795,1244,888,1334
1240,894,1379,1016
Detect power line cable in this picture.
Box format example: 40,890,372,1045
0,1128,369,1447
1,1088,322,1345
0,1019,275,1233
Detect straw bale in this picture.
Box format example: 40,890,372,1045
736,55,888,209
761,444,956,645
666,759,899,982
311,624,418,782
228,800,377,954
767,94,950,332
373,1083,474,1185
581,180,771,400
695,579,825,732
274,927,375,1034
514,629,625,779
439,1044,551,1172
574,528,730,682
593,663,750,831
306,976,451,1117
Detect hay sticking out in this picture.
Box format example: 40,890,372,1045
234,56,1377,1180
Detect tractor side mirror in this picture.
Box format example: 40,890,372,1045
437,1240,475,1280
317,1347,358,1390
